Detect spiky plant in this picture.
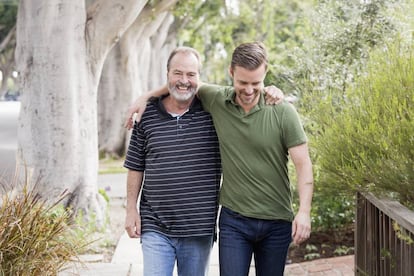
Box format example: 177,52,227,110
0,179,87,276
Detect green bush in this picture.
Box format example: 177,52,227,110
314,40,414,208
0,185,87,275
310,192,354,231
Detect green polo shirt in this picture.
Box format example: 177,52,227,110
198,84,307,221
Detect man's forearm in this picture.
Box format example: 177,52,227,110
126,170,143,211
296,163,313,214
141,84,169,100
289,143,314,213
125,85,170,129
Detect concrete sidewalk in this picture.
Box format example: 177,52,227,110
61,237,354,276
110,234,354,275
60,173,355,275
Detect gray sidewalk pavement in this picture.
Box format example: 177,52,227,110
60,173,354,275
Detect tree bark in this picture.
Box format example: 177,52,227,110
97,44,129,158
98,0,178,158
15,0,147,224
149,13,176,90
0,25,16,98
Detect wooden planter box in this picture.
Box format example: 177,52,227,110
355,192,414,275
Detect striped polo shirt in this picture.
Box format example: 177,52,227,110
124,95,221,238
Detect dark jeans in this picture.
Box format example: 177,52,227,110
219,207,292,276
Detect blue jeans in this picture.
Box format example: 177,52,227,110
219,207,292,276
141,231,213,276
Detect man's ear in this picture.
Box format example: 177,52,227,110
228,67,234,78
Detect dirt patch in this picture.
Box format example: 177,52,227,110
287,226,354,263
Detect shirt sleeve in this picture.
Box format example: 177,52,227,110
198,84,223,112
124,121,146,171
282,103,308,149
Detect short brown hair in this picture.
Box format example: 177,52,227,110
167,46,202,73
231,42,268,71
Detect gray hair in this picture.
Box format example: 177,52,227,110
167,47,202,73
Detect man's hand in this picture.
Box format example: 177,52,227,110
124,85,170,129
264,85,284,105
291,211,311,245
125,208,141,238
124,97,148,130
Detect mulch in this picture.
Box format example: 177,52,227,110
287,227,355,263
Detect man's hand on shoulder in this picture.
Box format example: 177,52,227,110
124,85,170,129
124,96,149,130
264,85,284,105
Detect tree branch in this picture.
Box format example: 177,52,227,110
85,0,147,64
124,0,178,45
0,24,16,52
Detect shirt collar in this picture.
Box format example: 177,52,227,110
224,89,266,113
153,95,202,118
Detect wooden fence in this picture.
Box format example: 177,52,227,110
355,192,414,275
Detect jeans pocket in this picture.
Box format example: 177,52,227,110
221,206,244,219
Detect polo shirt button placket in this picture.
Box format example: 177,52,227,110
176,117,183,136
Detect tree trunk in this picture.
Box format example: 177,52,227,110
98,1,178,157
149,13,176,90
0,66,13,98
97,44,129,158
15,0,147,224
0,25,16,99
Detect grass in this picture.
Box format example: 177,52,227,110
98,158,126,175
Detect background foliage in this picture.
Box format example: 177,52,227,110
315,41,414,208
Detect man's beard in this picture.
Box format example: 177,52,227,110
168,82,197,102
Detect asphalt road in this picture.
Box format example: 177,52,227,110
0,101,20,185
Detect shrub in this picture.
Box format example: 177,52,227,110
0,183,87,275
314,40,414,208
310,192,354,231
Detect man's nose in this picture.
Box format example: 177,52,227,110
245,85,254,93
179,75,189,83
